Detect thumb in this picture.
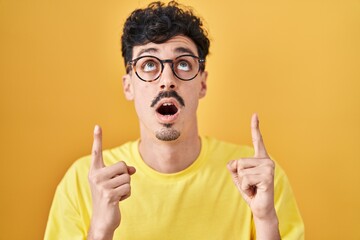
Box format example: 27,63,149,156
127,166,136,175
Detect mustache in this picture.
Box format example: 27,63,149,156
150,90,185,108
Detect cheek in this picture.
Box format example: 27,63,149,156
133,97,151,123
133,82,151,99
182,92,200,112
184,82,203,103
133,85,155,113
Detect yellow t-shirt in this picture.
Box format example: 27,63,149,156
44,136,304,239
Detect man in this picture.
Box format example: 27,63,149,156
45,1,304,239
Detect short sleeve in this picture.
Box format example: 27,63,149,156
274,164,305,239
44,160,91,240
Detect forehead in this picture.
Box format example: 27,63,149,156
132,35,198,59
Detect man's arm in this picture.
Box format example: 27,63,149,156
87,126,136,240
227,113,280,240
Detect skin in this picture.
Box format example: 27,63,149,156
123,36,208,174
88,126,136,240
227,113,280,240
87,35,280,240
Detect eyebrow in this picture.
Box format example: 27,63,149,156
174,47,196,56
135,46,197,58
136,48,158,58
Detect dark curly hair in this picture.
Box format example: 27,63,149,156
121,1,210,73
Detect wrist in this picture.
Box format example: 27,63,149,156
253,209,280,240
253,207,278,222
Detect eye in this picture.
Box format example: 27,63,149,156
141,60,158,72
176,60,192,71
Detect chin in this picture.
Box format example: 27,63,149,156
155,127,181,141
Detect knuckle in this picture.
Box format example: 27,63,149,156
264,166,274,176
261,158,275,168
120,183,131,196
119,161,127,168
237,169,243,177
116,161,128,172
266,158,275,167
236,159,245,169
263,175,274,186
120,192,131,202
123,183,131,192
124,173,131,183
88,173,101,185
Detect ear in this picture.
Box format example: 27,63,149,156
122,74,134,101
198,71,208,99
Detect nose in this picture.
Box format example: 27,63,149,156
159,62,177,90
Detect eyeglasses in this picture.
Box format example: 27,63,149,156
127,54,205,82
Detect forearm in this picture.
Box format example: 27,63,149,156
87,227,114,240
253,211,281,240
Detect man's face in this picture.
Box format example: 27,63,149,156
123,35,208,142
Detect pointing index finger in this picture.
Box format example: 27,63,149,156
251,113,269,158
91,125,105,170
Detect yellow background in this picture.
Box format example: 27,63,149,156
0,0,359,239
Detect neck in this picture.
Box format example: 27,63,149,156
138,126,201,174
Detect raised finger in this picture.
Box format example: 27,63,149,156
91,125,105,170
251,113,269,158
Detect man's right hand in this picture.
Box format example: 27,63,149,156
87,125,136,240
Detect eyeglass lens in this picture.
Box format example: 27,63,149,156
134,56,200,81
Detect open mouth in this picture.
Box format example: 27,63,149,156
156,102,179,116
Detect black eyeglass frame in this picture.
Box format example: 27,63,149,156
127,54,206,82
